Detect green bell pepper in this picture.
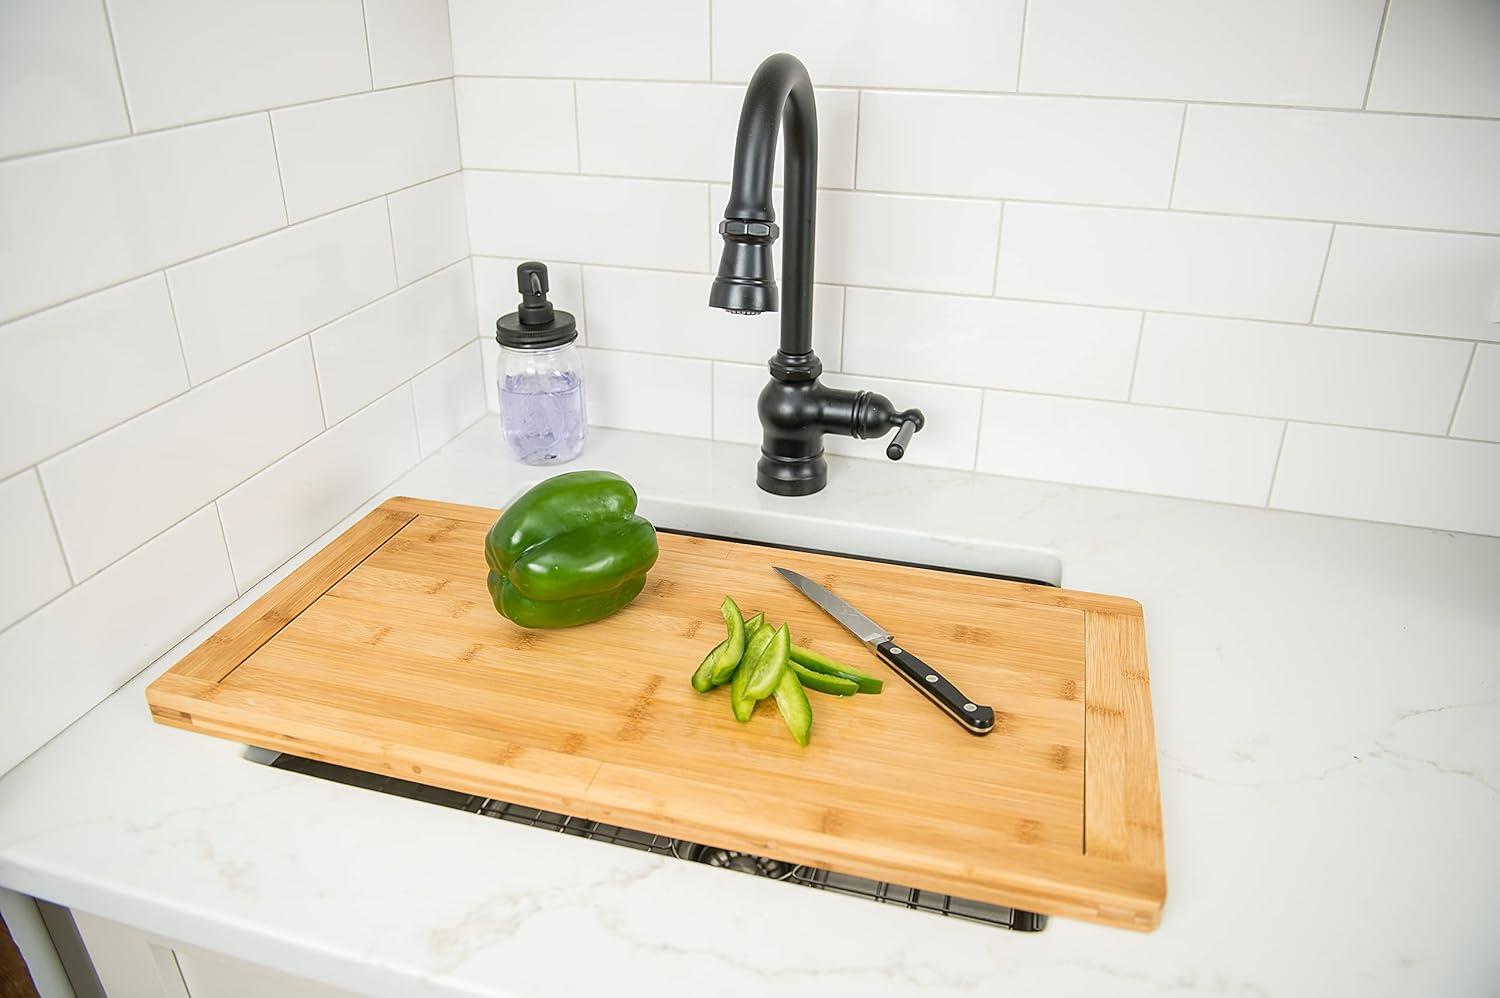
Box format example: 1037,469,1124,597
690,597,747,692
484,471,659,629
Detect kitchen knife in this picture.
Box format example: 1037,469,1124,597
773,566,995,736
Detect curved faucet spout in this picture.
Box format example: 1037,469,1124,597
709,53,818,359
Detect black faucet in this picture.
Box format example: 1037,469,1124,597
709,53,924,496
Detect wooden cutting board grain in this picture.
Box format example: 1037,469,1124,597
147,497,1165,930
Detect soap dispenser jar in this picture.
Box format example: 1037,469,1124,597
495,262,586,465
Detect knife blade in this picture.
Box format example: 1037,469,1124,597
773,567,995,736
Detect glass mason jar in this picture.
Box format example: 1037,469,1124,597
495,262,586,465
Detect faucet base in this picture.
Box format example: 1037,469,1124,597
757,451,828,496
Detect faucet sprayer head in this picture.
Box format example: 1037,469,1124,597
709,217,779,315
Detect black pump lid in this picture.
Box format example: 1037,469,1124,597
496,262,577,349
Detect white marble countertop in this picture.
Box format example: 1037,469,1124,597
2,421,1497,997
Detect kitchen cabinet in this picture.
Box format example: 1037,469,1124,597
71,910,351,998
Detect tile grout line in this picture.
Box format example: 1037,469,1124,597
502,254,1492,349
359,0,377,90
210,500,243,594
445,73,1500,122
969,389,987,472
1307,225,1338,323
1125,312,1147,400
706,1,714,80
97,0,135,132
1165,103,1189,206
265,111,292,224
1445,343,1479,435
31,467,76,587
989,202,1006,295
838,284,849,371
586,342,1500,445
851,89,864,188
0,77,456,166
407,376,426,455
159,270,194,384
1013,0,1031,92
576,252,591,346
1,169,463,328
382,195,402,284
1361,0,1394,110
1262,422,1291,507
571,81,584,172
464,166,1500,239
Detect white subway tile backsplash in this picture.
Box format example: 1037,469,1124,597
468,173,708,271
472,258,585,341
456,79,578,172
1366,0,1500,118
1132,315,1472,433
843,289,1138,400
272,81,461,221
977,391,1284,505
1020,0,1385,108
39,340,323,579
857,92,1181,207
711,0,1025,91
1271,424,1500,535
0,472,70,631
0,276,187,478
312,262,476,423
0,116,285,323
995,203,1329,321
1314,227,1500,342
412,343,487,455
811,190,1002,295
217,386,421,590
365,0,455,88
577,82,857,188
108,0,369,132
1174,106,1500,233
712,362,982,470
167,201,398,383
579,349,712,438
1452,346,1500,443
0,0,129,158
388,173,469,284
449,0,708,79
582,266,843,367
0,506,236,774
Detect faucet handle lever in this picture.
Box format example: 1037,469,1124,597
885,409,924,461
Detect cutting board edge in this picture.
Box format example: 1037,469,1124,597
146,672,1164,931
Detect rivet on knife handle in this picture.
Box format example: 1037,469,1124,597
873,641,995,736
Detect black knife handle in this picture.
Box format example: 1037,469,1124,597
874,640,995,736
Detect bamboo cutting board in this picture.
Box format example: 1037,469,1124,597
146,497,1165,930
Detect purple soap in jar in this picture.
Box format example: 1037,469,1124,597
494,262,586,465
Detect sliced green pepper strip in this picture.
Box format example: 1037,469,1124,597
790,643,884,694
729,661,756,722
705,597,746,685
787,658,858,696
690,637,731,693
773,668,813,746
743,611,765,636
743,623,790,702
